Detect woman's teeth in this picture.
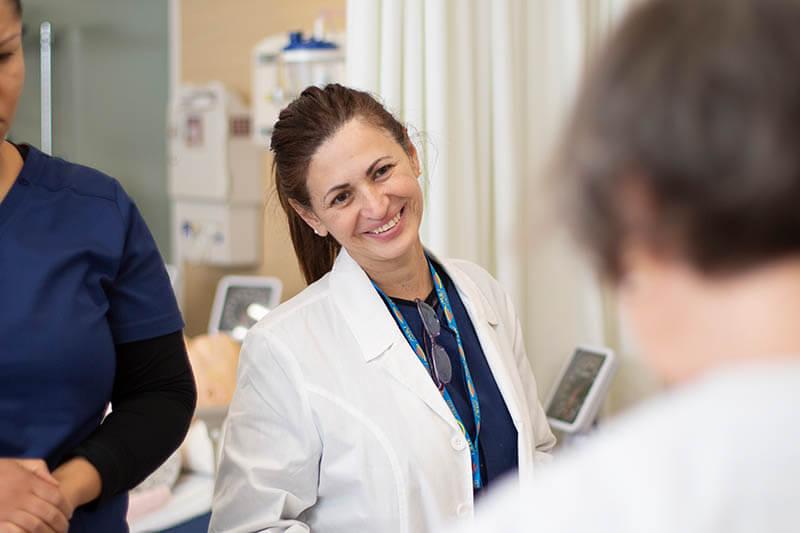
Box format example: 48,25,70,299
371,211,402,234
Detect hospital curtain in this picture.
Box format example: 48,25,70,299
345,0,658,409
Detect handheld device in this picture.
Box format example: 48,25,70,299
545,345,618,433
208,275,282,341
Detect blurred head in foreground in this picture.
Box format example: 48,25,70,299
559,0,800,382
449,2,800,532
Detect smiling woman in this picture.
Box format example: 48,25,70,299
293,117,425,297
209,84,556,533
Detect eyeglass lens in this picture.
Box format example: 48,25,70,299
416,299,452,385
430,343,452,384
417,300,440,337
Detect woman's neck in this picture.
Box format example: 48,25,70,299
664,257,800,384
0,140,22,204
365,241,433,301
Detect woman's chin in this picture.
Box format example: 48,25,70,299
357,231,421,265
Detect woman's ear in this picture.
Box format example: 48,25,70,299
407,140,421,177
288,198,328,237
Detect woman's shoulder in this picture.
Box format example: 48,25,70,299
247,274,336,337
238,273,358,377
441,257,507,299
440,257,521,324
22,144,125,205
442,257,495,283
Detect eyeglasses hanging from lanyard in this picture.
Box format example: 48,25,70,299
415,298,453,388
372,259,483,490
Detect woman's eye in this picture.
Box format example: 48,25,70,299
331,191,350,206
0,52,13,63
374,164,394,179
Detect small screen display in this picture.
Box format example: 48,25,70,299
218,286,275,335
546,349,606,424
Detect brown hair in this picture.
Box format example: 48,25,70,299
559,0,800,281
271,84,413,285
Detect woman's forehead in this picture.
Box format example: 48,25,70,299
308,120,402,184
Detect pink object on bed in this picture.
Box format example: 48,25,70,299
127,485,173,522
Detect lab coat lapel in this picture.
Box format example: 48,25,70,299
442,259,527,435
329,249,461,432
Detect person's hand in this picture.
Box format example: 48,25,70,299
0,459,72,533
51,457,101,513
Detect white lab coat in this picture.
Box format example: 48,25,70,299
450,360,800,533
210,249,555,533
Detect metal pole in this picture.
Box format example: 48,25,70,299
40,22,52,155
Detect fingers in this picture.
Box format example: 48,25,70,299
28,482,71,521
14,461,58,486
0,459,71,533
0,522,25,533
19,497,69,533
2,510,57,533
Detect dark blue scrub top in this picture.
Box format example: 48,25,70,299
389,261,518,494
0,145,183,532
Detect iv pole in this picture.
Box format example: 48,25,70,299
40,21,52,155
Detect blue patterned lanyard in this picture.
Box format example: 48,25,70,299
372,260,483,489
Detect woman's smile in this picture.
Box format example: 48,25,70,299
364,206,405,239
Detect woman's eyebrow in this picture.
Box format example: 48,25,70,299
365,156,391,176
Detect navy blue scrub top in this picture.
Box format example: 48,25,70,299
0,145,183,532
389,260,518,493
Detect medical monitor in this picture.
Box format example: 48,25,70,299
546,345,618,433
208,275,282,341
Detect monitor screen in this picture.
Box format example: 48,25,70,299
218,285,275,340
546,349,606,424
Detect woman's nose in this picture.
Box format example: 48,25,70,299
360,185,389,219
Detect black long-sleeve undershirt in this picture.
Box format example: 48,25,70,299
70,330,197,502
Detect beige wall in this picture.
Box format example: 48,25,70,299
179,0,345,335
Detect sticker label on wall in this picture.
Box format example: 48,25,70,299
185,115,204,147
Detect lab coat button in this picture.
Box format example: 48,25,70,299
451,435,467,451
456,503,472,517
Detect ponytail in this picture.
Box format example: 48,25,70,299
278,189,341,285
